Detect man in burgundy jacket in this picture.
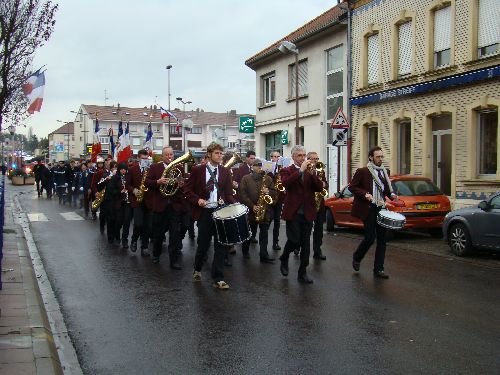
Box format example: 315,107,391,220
279,145,324,284
234,151,258,243
125,149,151,257
350,146,397,279
184,142,236,289
268,150,285,250
145,146,184,269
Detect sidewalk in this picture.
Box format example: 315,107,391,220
0,188,64,374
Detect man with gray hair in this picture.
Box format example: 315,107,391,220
278,145,324,284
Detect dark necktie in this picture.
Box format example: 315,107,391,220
378,170,385,184
207,167,217,192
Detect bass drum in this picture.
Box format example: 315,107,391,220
212,203,251,245
376,209,406,230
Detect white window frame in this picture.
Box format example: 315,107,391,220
290,59,308,98
367,125,379,152
398,21,413,77
476,109,498,177
434,6,452,68
398,121,412,175
261,73,276,105
191,126,202,134
132,137,141,146
99,136,109,144
326,45,344,122
367,33,380,84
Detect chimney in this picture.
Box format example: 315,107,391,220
229,110,237,116
117,103,120,110
196,108,200,112
153,105,157,110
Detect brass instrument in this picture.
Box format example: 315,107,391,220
314,161,328,211
91,177,107,211
224,153,242,195
159,151,195,197
121,175,129,203
254,173,274,223
136,167,149,203
275,170,285,193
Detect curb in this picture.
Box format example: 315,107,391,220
13,194,83,375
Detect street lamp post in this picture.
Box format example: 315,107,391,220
278,40,300,145
166,65,173,146
176,97,192,153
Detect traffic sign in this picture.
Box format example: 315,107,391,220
239,116,255,133
281,130,289,145
332,128,348,146
330,107,349,128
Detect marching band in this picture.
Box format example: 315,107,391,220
37,142,330,290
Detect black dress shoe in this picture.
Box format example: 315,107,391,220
374,270,389,279
272,243,281,251
250,237,258,244
313,254,326,260
141,248,150,257
293,248,300,256
130,241,137,253
352,260,360,271
298,274,314,284
260,256,275,264
152,256,160,264
280,258,289,276
170,262,182,270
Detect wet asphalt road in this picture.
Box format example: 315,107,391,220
13,185,500,375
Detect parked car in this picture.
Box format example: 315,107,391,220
325,175,451,237
442,192,500,256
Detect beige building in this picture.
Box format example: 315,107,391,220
350,0,500,208
48,122,77,162
245,5,349,191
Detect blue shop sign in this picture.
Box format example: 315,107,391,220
351,65,500,106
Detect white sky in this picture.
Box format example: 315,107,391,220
23,0,338,138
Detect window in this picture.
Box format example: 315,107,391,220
132,138,141,146
227,141,236,149
170,125,181,136
367,33,379,84
262,73,276,105
290,59,308,98
80,137,83,141
398,121,412,174
398,21,412,77
326,45,344,143
155,138,164,148
477,109,497,175
490,194,500,209
191,126,202,134
71,136,75,141
265,132,283,158
367,126,378,152
478,0,500,58
99,136,109,144
434,6,451,68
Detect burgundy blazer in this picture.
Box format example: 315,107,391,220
184,163,236,221
349,167,392,221
126,163,153,209
235,163,252,184
280,165,323,221
144,162,184,213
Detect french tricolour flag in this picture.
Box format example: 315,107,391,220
144,122,153,155
117,122,132,163
22,69,45,114
91,117,102,162
160,106,178,122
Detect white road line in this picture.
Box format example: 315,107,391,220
60,211,85,221
27,213,49,222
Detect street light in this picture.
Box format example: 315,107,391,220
70,110,88,156
278,40,301,145
166,65,173,146
177,97,193,153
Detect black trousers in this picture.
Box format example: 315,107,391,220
353,205,387,272
151,204,181,261
281,213,313,277
131,204,152,250
194,208,226,282
83,192,90,217
242,221,270,258
313,208,325,255
121,204,133,242
271,202,282,244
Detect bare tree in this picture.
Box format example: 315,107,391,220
0,0,58,130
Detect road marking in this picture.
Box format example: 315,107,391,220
27,213,49,222
60,212,85,221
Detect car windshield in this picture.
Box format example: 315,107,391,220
391,180,442,196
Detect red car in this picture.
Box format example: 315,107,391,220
325,175,451,237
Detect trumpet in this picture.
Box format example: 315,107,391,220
313,161,328,211
308,161,325,173
224,153,242,195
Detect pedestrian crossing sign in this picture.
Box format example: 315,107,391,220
330,107,349,129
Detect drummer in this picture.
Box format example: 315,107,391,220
184,142,236,290
349,146,398,279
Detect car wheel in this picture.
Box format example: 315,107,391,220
326,208,335,232
428,228,443,238
448,223,473,256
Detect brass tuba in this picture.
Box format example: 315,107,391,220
158,151,195,197
254,173,274,222
224,153,242,195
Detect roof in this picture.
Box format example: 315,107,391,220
49,122,74,135
80,104,253,126
245,4,347,69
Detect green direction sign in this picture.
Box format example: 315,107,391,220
281,130,289,145
239,116,255,133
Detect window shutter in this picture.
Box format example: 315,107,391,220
434,6,451,52
478,0,500,48
291,60,308,97
367,33,379,84
398,21,412,76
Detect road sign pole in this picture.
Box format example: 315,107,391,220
337,146,341,192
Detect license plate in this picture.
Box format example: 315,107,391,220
417,203,438,210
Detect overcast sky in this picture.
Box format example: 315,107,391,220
23,0,337,138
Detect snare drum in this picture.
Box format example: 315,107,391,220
376,209,406,230
212,203,251,245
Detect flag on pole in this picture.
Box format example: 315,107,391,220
160,106,178,122
109,128,115,160
117,122,132,163
22,69,45,114
114,121,123,160
91,116,101,162
144,122,153,155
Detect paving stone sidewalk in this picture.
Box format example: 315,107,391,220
0,191,64,375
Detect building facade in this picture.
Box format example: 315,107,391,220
48,122,77,162
350,0,499,208
245,5,349,191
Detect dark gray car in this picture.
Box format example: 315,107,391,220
443,192,500,256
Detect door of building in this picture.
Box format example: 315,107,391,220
432,129,452,196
